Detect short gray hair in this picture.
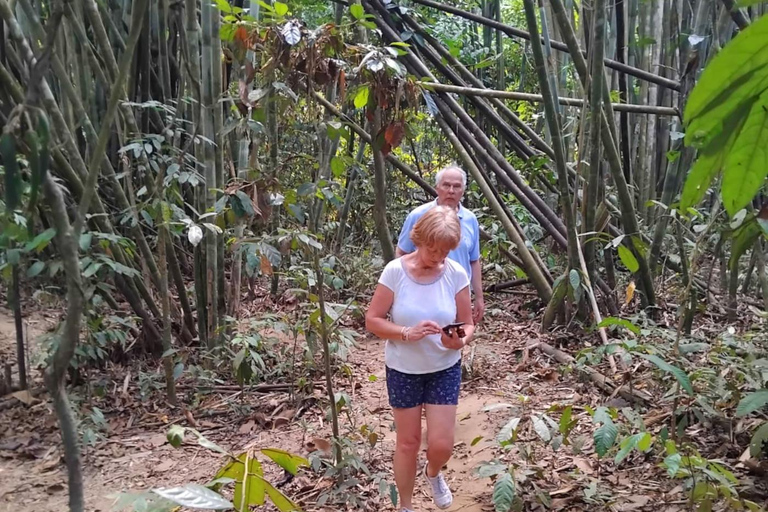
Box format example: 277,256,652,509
435,165,467,189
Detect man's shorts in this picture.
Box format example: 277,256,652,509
385,360,462,409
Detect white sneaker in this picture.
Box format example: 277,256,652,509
423,464,453,509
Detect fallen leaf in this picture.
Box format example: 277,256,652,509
572,457,594,475
239,421,255,434
154,459,176,473
10,390,35,406
617,495,651,511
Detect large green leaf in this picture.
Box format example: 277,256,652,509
153,484,232,510
749,421,768,457
736,390,768,417
597,316,641,335
685,14,768,128
680,114,743,210
492,473,516,512
722,88,768,216
617,245,639,273
686,73,764,147
614,432,652,465
260,448,309,476
594,421,618,457
254,472,302,511
638,353,694,395
496,417,521,443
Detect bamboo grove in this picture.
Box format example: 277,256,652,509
1,0,768,510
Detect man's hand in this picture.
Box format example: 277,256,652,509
472,296,485,323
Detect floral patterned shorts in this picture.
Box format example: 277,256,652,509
385,360,462,409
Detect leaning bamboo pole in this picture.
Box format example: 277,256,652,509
417,82,679,116
408,0,681,91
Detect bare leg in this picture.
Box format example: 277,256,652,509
424,404,457,477
392,405,423,510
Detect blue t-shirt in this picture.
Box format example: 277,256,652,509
397,200,481,281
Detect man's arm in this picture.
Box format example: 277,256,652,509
470,259,484,322
395,246,408,258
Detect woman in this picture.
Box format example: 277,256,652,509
366,206,475,512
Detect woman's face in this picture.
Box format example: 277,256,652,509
418,242,452,268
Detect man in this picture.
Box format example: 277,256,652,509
396,165,484,323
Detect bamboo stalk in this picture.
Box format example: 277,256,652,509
434,114,553,300
408,0,681,91
417,81,678,116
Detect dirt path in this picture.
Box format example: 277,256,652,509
0,304,688,512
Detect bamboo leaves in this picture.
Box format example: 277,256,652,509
682,14,768,216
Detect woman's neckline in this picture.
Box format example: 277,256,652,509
400,254,447,285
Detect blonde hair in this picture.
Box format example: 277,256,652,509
411,206,461,250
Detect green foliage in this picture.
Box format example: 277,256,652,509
736,389,768,417
159,426,305,512
590,407,618,458
637,353,694,395
682,14,768,216
492,473,517,512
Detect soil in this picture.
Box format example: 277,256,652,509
0,295,764,512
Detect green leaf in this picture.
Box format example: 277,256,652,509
496,417,521,442
638,353,694,395
568,269,580,292
736,0,765,6
349,3,365,19
637,432,652,451
79,233,93,251
722,88,768,216
273,1,288,16
25,228,57,253
330,157,345,178
492,473,516,512
617,245,639,272
531,414,551,443
614,432,647,465
354,85,370,109
471,435,484,446
664,453,682,476
736,390,768,417
26,261,45,278
167,425,186,448
252,472,302,511
153,484,232,509
680,125,738,210
684,14,768,132
749,421,768,457
213,0,234,13
597,316,641,335
260,448,309,476
594,421,618,457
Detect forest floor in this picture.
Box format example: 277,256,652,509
0,288,766,512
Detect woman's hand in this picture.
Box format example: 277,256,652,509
407,321,442,341
440,329,466,350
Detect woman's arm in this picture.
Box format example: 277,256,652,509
365,284,403,340
439,285,475,350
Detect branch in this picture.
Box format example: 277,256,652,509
409,0,681,91
417,81,679,116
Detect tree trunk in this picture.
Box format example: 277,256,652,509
371,105,396,262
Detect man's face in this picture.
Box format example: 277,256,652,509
437,170,465,208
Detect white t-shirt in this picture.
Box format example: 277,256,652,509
377,257,470,374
